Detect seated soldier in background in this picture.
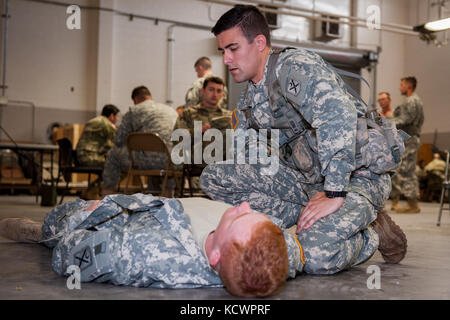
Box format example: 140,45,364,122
76,104,120,167
75,104,120,200
174,76,232,168
102,86,178,197
185,57,228,109
424,153,446,202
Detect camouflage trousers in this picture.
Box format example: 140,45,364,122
200,162,381,275
77,151,107,167
391,135,420,200
102,146,175,190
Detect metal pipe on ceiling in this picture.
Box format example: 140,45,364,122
237,0,415,31
200,0,420,37
1,0,10,97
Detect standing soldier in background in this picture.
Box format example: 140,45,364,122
101,86,178,197
391,77,425,213
185,56,228,109
377,92,393,119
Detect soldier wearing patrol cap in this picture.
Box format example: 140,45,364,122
200,5,409,273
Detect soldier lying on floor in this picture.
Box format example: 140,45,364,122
0,193,406,297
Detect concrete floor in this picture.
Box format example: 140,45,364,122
0,195,449,300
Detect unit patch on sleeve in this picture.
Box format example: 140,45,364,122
287,78,301,96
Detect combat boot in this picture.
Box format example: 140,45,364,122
395,199,421,214
0,218,42,243
372,209,407,263
390,195,400,211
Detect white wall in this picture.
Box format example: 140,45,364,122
405,0,450,145
0,0,99,142
0,0,99,111
356,0,410,111
1,0,449,146
100,0,228,113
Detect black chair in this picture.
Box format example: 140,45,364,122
56,138,103,204
180,164,209,197
437,150,450,226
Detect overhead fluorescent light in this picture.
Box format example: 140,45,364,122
424,17,450,32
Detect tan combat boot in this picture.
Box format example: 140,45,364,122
372,209,407,263
395,199,421,214
0,218,43,243
390,196,400,211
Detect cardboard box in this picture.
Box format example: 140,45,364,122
53,124,84,148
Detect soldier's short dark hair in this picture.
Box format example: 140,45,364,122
401,77,417,90
203,76,225,89
194,57,212,70
101,104,120,117
212,5,271,47
131,86,152,101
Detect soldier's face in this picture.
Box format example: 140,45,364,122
212,202,270,253
108,113,120,125
195,65,205,78
400,80,409,95
200,82,224,108
377,94,390,108
217,26,261,83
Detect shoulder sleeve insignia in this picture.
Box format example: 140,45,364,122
287,78,301,96
231,108,239,130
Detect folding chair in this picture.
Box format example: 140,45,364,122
125,132,181,196
437,150,450,226
56,138,103,204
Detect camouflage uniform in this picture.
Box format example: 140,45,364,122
424,157,446,200
200,48,392,274
391,93,424,200
41,193,303,287
185,76,228,109
102,100,178,190
173,103,232,166
76,116,116,167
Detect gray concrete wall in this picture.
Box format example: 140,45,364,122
0,105,95,144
